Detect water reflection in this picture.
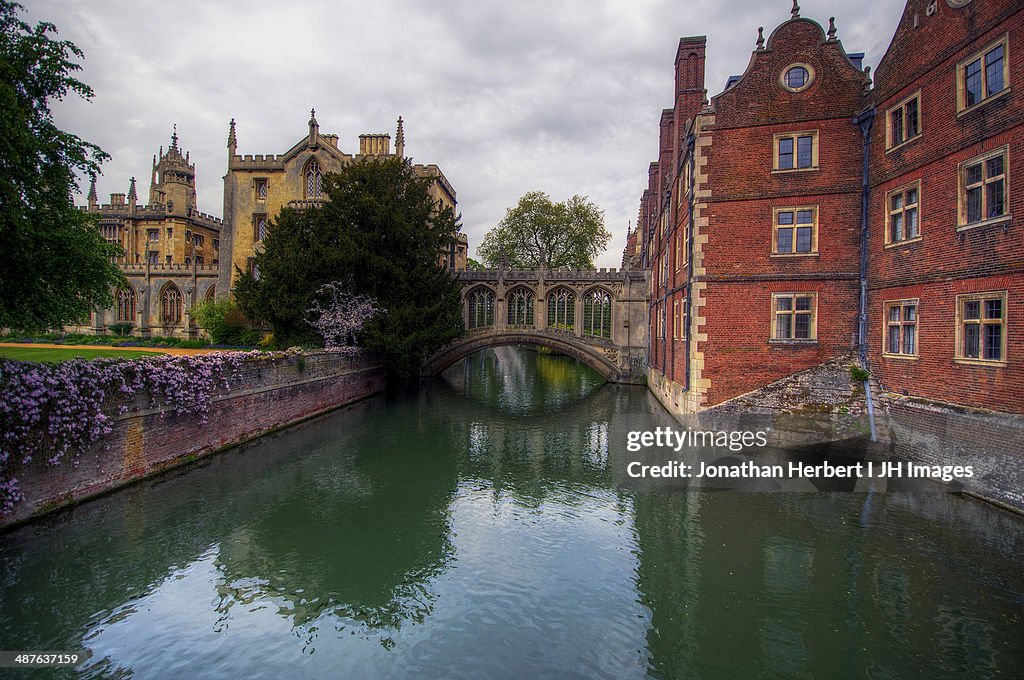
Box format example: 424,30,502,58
0,348,1022,678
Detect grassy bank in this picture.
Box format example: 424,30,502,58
0,346,164,363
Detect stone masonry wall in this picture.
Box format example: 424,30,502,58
3,352,385,529
880,394,1024,513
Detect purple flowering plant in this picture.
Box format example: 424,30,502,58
0,349,301,515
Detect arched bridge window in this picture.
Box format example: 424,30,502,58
583,288,611,338
507,288,535,327
116,287,136,322
547,289,574,332
305,159,323,199
160,282,183,325
468,288,495,329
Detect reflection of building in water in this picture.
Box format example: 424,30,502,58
212,406,459,627
629,491,1020,677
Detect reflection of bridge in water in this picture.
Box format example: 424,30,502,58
422,268,650,383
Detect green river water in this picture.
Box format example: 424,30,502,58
1,347,1022,678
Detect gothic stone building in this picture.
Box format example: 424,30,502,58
637,0,1022,416
219,111,467,296
75,113,465,339
72,129,221,338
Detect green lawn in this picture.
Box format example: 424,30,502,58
0,346,162,363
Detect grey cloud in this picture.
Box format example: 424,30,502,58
29,0,904,267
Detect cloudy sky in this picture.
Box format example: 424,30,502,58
32,0,905,268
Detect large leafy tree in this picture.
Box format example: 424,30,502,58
0,1,124,331
477,191,611,269
235,157,464,376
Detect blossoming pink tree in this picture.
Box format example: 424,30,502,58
306,282,381,354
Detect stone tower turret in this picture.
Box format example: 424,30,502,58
87,176,98,210
149,124,198,216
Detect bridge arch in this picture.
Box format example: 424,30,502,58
422,331,620,381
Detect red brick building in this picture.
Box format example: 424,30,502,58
868,0,1022,413
638,0,1022,417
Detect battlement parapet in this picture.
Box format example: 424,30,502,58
457,267,637,281
118,263,221,275
231,154,285,170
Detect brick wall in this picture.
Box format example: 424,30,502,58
881,394,1024,512
867,1,1024,414
638,2,1022,419
3,353,385,528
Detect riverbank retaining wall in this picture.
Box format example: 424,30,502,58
650,353,877,449
2,352,385,529
878,395,1024,513
650,354,1024,513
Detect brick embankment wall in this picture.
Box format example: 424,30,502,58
4,353,385,528
880,396,1024,513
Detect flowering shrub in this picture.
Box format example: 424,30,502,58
0,349,301,515
306,282,380,354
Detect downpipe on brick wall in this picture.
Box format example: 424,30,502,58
853,106,877,442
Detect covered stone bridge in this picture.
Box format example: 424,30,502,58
422,268,650,383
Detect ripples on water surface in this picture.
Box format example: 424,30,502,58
1,346,1022,678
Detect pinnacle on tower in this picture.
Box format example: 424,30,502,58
756,26,765,49
791,0,800,19
308,108,319,147
227,118,237,149
396,116,405,157
827,17,837,41
127,176,137,201
170,124,179,152
87,176,98,205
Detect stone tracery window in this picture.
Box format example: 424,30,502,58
582,288,612,338
468,288,495,329
160,282,183,325
547,288,575,332
305,159,323,199
116,287,136,323
507,288,535,327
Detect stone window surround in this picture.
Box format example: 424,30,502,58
956,34,1009,116
770,292,818,342
780,62,815,93
885,180,922,247
954,291,1008,367
956,145,1009,231
772,130,819,173
886,90,922,151
882,298,919,359
770,205,819,256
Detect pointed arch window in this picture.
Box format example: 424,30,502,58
305,159,323,199
507,288,535,327
547,288,575,332
583,288,612,338
116,287,136,322
160,283,183,325
468,288,495,329
254,214,268,242
205,285,216,301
